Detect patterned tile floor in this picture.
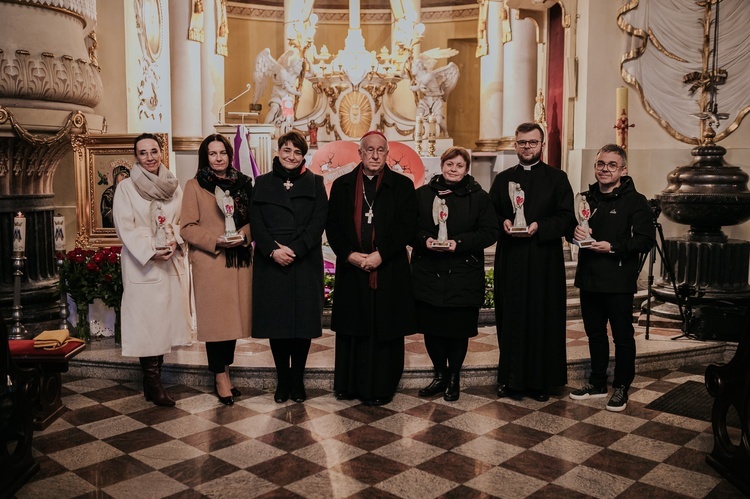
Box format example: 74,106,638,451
16,363,745,498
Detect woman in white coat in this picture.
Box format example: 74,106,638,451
113,133,192,406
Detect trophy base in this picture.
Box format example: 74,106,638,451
509,227,531,237
430,241,451,249
220,234,244,243
573,239,596,248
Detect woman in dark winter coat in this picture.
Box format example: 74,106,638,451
411,147,499,401
251,130,328,403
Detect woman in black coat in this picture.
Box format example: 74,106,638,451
251,130,328,403
411,147,499,401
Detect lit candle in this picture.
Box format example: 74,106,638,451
54,214,66,252
13,212,26,255
349,0,360,30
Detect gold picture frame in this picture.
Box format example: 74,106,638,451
71,133,170,249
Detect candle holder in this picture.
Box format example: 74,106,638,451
56,253,70,330
415,115,424,156
427,114,437,157
9,252,29,340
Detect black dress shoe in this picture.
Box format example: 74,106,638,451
419,373,448,397
444,373,460,402
290,386,307,403
275,385,290,403
496,384,513,398
530,390,549,402
230,387,241,397
335,392,356,400
362,397,392,406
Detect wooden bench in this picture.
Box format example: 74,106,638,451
1,315,40,498
8,338,85,431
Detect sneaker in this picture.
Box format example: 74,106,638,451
606,386,628,412
569,383,607,400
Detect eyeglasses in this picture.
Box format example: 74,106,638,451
594,161,623,171
363,147,387,157
515,140,541,148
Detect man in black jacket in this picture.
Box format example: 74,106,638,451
569,144,655,412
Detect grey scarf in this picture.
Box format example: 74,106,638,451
130,163,179,201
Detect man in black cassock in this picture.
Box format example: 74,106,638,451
326,131,417,406
490,122,576,401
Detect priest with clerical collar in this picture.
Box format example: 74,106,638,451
490,122,577,403
325,130,417,406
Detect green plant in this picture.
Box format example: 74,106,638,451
324,272,335,309
483,268,495,308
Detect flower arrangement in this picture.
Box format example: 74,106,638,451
59,246,123,342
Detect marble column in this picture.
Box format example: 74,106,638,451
501,14,537,138
200,0,225,136
169,1,204,150
476,0,504,152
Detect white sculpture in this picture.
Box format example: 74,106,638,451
253,48,304,127
410,48,460,138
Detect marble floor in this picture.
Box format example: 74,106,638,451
16,362,745,498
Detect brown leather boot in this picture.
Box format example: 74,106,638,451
139,356,175,406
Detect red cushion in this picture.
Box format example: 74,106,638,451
9,339,85,358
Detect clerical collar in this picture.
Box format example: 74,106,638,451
365,174,375,180
520,160,540,171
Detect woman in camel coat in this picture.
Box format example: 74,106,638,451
181,134,253,406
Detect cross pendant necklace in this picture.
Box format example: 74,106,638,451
283,179,293,190
363,190,374,225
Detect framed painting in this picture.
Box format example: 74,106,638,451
71,133,169,248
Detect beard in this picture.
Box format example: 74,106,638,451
517,148,542,166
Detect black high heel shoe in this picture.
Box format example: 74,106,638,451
230,387,241,397
214,383,234,406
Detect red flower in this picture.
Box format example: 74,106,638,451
86,262,99,272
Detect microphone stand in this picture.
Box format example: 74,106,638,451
217,83,252,124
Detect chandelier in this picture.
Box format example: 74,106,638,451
293,0,424,89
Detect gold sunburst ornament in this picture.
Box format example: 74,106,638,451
338,91,373,138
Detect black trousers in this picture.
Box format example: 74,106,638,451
424,336,469,375
579,290,636,390
206,340,237,374
269,338,311,384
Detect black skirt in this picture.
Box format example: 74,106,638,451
416,301,479,339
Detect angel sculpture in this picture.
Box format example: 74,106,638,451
508,182,527,230
252,48,304,126
410,48,460,138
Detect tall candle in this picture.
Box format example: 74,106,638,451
54,214,66,252
415,114,423,140
349,0,360,30
13,212,26,254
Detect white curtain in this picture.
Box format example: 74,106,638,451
619,0,750,143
